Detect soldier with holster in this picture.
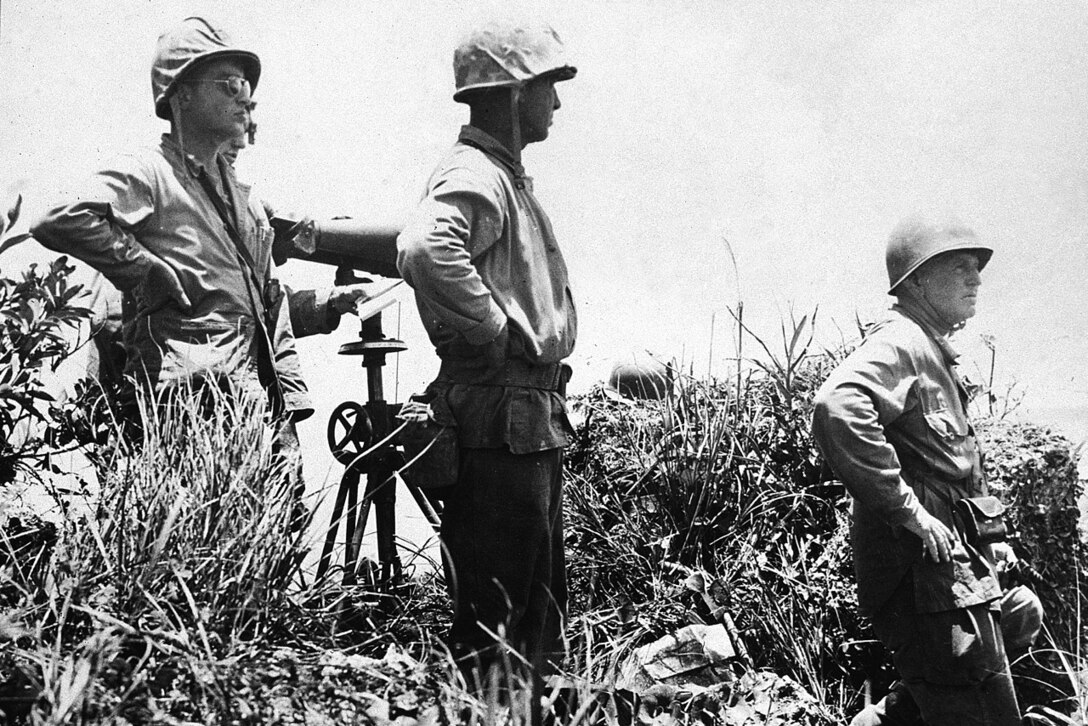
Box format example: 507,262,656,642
397,19,578,688
812,216,1042,725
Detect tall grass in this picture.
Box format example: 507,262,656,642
84,380,307,642
0,305,1082,723
0,379,324,723
564,314,864,722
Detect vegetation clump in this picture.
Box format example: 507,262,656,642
0,218,1084,724
564,356,869,722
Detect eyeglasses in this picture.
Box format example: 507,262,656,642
186,75,251,99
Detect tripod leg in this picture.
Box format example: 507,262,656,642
317,467,357,582
371,471,401,583
405,482,443,533
344,472,359,562
344,489,373,587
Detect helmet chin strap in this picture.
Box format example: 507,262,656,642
498,85,520,157
169,95,201,178
509,85,522,157
906,278,965,334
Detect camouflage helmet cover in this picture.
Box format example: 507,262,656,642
453,20,577,102
152,17,260,120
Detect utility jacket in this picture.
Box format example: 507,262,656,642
812,297,1000,616
397,126,577,453
32,135,312,417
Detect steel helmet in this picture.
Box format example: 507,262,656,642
608,359,671,400
453,20,577,103
885,215,993,294
152,17,261,120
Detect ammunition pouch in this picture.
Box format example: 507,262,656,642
399,389,459,492
955,495,1008,548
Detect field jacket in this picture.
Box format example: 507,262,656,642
397,126,576,453
32,134,312,417
812,296,1000,616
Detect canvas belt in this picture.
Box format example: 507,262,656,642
437,358,570,394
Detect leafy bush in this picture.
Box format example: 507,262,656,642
0,196,91,485
564,314,867,721
981,418,1087,719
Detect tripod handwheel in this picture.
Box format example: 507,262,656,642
327,401,373,466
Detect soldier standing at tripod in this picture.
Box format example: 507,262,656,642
397,19,579,689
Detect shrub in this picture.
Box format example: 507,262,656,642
981,418,1087,718
564,314,866,721
0,196,91,485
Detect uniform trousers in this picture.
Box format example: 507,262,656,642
855,585,1042,726
440,446,567,687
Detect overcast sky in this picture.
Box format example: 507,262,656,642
3,0,1087,483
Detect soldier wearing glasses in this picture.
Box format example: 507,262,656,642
32,17,312,425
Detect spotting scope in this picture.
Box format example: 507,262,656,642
270,216,401,279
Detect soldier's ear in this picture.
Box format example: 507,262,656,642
893,271,922,299
907,271,932,295
173,84,195,110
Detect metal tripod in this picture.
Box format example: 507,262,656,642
315,288,442,587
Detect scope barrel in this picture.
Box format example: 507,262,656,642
273,216,402,279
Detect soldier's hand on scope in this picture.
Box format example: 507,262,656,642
904,509,956,563
138,256,192,313
330,284,372,315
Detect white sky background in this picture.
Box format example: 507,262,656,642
3,0,1088,496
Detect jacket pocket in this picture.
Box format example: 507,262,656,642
922,407,969,439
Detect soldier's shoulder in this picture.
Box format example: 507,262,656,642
97,142,171,181
429,145,506,196
862,312,927,347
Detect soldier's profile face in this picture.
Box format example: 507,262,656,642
519,77,560,145
913,250,983,324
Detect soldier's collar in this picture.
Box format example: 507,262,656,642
458,125,526,177
892,298,961,363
